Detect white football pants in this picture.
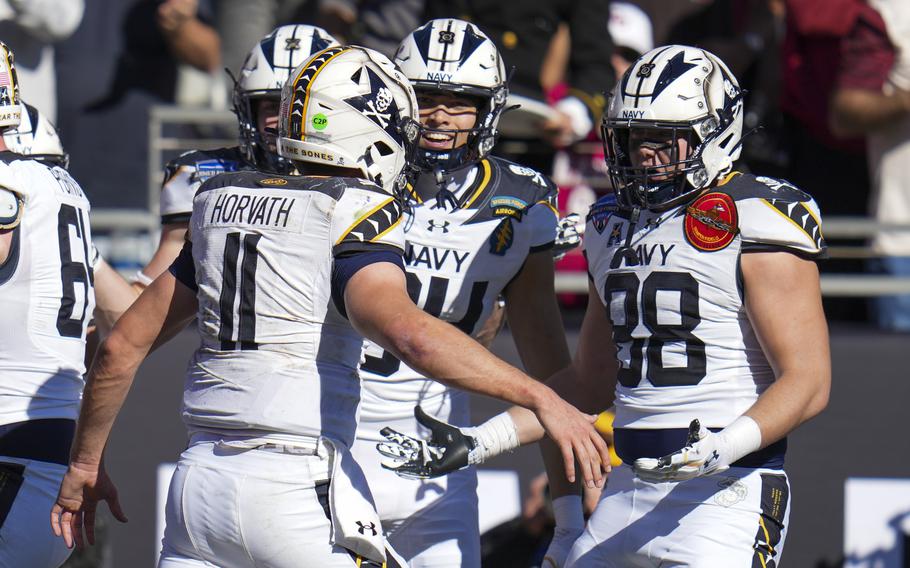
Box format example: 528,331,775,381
566,465,791,567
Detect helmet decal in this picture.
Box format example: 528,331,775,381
285,46,349,143
344,66,403,141
603,45,744,211
234,25,340,172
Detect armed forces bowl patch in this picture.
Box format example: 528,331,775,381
684,192,738,252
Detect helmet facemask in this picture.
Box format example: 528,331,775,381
412,82,507,172
232,25,340,174
234,88,293,174
603,45,745,212
604,117,724,211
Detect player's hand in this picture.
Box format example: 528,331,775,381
542,525,584,567
553,214,584,260
376,406,477,479
633,419,731,482
534,393,611,488
50,461,128,549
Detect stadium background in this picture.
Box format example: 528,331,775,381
15,0,909,566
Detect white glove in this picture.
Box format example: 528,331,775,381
552,213,584,260
633,417,762,483
541,496,585,567
376,407,519,479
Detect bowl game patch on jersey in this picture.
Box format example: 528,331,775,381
684,192,738,252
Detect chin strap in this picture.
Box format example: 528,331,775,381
431,167,459,210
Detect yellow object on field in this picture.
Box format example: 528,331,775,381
594,410,623,467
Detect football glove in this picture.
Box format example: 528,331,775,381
633,417,762,483
376,406,518,479
552,213,583,260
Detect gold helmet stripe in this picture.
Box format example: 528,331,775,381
287,46,351,142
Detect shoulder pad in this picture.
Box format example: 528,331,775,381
488,156,557,208
163,147,246,187
719,173,826,257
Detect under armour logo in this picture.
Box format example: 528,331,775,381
637,63,655,78
427,219,450,233
438,30,455,44
285,38,301,51
356,521,378,536
704,450,720,469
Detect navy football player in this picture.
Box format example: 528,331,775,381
348,19,578,567
0,42,134,568
133,24,340,290
50,46,610,567
379,45,831,567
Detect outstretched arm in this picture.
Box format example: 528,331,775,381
346,261,610,487
51,270,197,548
635,251,830,482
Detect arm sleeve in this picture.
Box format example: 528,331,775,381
527,199,559,251
167,240,198,292
331,251,404,319
329,185,405,256
738,190,827,259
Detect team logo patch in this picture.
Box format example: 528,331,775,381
490,196,527,220
684,192,738,252
258,177,288,186
714,477,748,507
637,63,655,78
438,30,455,44
489,217,514,256
587,202,616,235
192,159,239,183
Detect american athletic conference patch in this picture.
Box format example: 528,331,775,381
684,192,738,252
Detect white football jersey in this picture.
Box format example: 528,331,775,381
584,173,825,430
183,172,404,447
356,157,559,439
159,147,249,225
0,154,95,426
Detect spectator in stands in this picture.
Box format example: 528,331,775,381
425,0,615,151
607,1,654,78
667,0,787,176
829,0,910,332
157,0,220,73
0,0,84,122
316,0,423,58
780,0,870,217
214,0,313,78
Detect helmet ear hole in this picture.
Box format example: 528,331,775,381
374,141,395,157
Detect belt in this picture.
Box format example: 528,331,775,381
0,419,75,465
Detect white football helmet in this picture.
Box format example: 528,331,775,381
394,19,508,171
603,45,744,211
5,103,68,168
278,46,420,194
234,25,339,172
0,42,21,129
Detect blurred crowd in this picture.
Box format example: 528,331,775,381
8,2,910,318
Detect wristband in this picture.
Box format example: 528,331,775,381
131,269,154,287
464,412,519,464
719,415,763,464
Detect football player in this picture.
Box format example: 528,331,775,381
378,45,831,567
50,46,611,568
347,19,579,567
5,101,70,168
0,43,134,568
133,24,340,291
